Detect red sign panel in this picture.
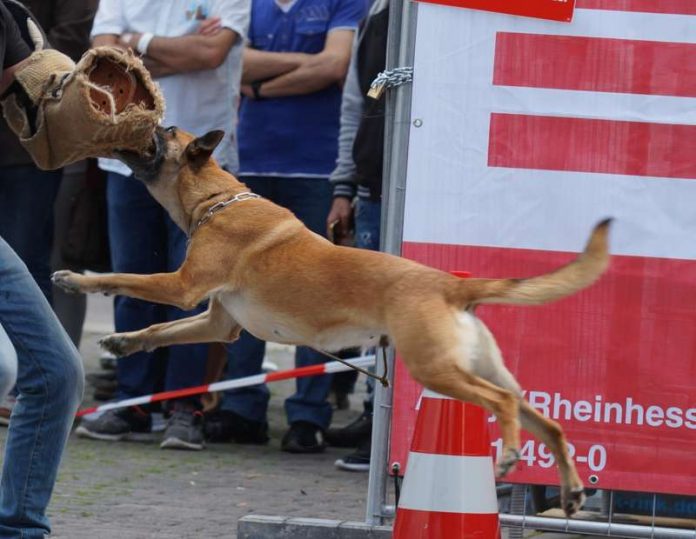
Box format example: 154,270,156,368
415,0,576,22
390,246,696,496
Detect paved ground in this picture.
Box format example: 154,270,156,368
0,295,603,538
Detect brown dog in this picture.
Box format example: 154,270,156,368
53,127,611,515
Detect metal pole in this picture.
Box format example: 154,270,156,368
500,515,696,538
365,0,419,526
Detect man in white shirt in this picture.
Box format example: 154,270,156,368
76,0,249,451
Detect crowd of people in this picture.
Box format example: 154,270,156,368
0,0,392,532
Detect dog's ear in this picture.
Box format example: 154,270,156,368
185,130,225,168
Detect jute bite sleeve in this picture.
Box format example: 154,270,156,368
2,45,164,170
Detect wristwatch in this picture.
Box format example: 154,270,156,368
251,80,264,100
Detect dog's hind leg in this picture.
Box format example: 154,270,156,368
519,401,585,516
99,299,241,357
427,371,522,478
391,303,522,478
476,324,585,516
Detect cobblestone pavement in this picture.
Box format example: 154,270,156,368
0,295,603,538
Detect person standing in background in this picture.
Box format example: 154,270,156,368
204,0,369,453
324,0,390,471
77,0,249,451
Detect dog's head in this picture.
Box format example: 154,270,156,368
115,125,226,229
116,125,224,183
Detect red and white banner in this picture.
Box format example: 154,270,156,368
390,3,696,495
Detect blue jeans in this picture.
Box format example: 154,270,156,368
221,176,334,429
0,236,84,538
355,197,382,412
0,165,62,302
107,173,207,401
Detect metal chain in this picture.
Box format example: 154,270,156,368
190,192,260,237
368,67,414,99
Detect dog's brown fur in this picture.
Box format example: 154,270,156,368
53,127,612,515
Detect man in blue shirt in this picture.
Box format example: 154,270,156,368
206,0,368,453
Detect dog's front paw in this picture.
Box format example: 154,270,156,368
495,447,520,479
98,333,142,358
561,485,586,517
51,270,84,294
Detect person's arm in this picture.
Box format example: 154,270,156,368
90,0,124,47
1,57,27,93
327,35,363,234
250,29,354,98
122,29,238,72
0,2,32,93
47,0,98,61
241,47,310,84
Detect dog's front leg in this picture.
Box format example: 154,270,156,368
52,269,208,311
100,299,241,357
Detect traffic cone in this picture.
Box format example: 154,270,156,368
393,388,501,538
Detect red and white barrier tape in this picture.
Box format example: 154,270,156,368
76,354,376,417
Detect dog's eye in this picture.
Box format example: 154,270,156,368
166,126,177,135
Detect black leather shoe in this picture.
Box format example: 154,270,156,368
281,421,326,454
203,409,269,444
325,412,372,448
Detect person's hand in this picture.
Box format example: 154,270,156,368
327,197,354,244
240,84,254,98
118,32,141,51
197,17,222,36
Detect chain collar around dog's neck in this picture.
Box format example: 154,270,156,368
189,192,260,237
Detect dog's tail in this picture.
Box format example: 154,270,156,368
451,219,612,307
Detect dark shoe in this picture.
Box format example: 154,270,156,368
161,410,205,451
203,409,269,444
335,438,371,472
93,388,117,401
333,390,350,411
75,407,153,441
325,412,372,448
86,371,117,387
99,352,118,371
281,421,326,454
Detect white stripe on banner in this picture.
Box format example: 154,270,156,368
399,453,498,513
402,169,696,261
490,86,696,126
404,2,696,260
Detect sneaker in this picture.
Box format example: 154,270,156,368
335,438,371,472
203,409,269,444
75,406,154,441
86,372,118,402
281,421,326,454
160,410,205,451
99,352,118,371
325,412,372,448
0,395,16,427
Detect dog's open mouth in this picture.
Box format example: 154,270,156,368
114,129,165,182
